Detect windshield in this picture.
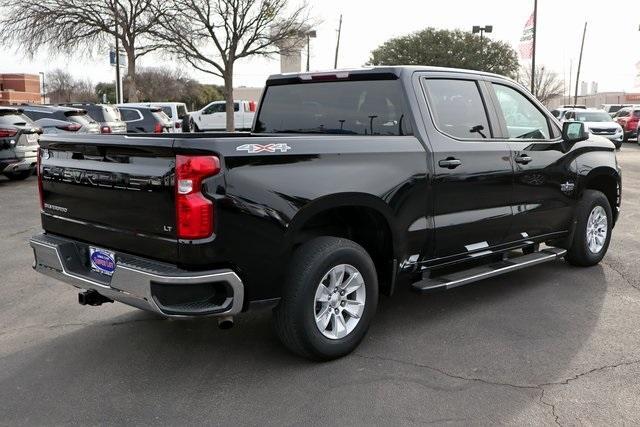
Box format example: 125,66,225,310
574,112,613,122
64,111,96,125
0,111,36,127
254,79,413,135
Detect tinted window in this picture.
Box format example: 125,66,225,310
160,106,172,117
617,109,630,118
204,103,225,114
423,79,490,139
23,110,50,121
255,80,412,135
120,108,141,121
0,111,35,126
633,110,640,118
492,84,550,139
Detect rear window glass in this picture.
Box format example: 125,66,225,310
177,104,188,118
120,108,141,122
255,80,413,135
64,111,95,125
152,111,171,124
102,106,121,122
0,111,35,126
633,110,640,118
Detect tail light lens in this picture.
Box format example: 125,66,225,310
101,125,112,133
175,155,220,239
56,123,81,132
175,121,182,129
248,101,257,112
0,128,18,137
37,148,44,209
154,122,164,133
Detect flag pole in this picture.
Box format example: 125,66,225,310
574,22,588,105
530,0,537,95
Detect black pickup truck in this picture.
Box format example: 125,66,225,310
30,67,621,360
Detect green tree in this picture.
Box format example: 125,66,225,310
368,28,520,78
95,82,116,104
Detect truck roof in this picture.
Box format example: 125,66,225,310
266,66,513,84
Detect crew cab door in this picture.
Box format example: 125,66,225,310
199,102,224,130
487,81,576,240
420,76,514,260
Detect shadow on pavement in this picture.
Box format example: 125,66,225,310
0,260,607,424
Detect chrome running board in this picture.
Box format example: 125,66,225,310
411,247,567,293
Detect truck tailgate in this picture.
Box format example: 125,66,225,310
39,135,178,262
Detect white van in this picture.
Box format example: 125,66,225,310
189,100,256,132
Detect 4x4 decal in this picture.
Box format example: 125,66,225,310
236,143,291,154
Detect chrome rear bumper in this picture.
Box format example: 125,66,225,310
30,233,244,318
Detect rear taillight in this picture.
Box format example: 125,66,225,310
101,125,112,133
56,123,81,132
175,121,182,129
0,128,18,137
154,122,163,133
248,101,257,112
37,148,43,209
175,155,220,239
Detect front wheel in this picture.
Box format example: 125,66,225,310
565,190,612,266
273,237,378,361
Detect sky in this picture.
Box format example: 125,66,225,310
2,0,639,93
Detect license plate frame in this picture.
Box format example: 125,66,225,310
89,247,117,276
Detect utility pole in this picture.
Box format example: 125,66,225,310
530,0,538,95
567,59,573,106
114,6,121,104
305,30,317,72
39,72,46,104
334,14,343,69
574,22,587,105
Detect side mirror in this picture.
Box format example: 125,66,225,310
562,121,589,143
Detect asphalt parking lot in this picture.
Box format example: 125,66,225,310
1,145,639,426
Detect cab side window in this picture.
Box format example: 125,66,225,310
204,103,225,114
492,84,551,140
423,79,491,139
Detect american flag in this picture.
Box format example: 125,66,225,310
519,13,534,59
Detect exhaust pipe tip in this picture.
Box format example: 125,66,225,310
217,316,234,330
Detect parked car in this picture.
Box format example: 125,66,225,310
562,109,624,149
31,66,621,361
601,104,631,117
614,106,640,141
122,102,188,133
0,107,40,180
189,100,256,131
116,105,172,133
550,107,572,121
21,105,101,135
64,103,126,134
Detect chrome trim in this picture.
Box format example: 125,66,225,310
30,234,244,318
465,241,489,251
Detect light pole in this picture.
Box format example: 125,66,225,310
472,25,493,43
305,30,317,72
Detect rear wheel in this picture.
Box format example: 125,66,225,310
565,190,612,266
4,170,32,180
273,237,378,360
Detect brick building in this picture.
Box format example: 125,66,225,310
0,74,42,105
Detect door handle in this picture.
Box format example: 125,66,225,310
438,157,462,169
514,154,532,165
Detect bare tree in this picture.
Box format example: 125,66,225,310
46,69,98,103
519,65,565,105
155,0,311,131
0,0,168,102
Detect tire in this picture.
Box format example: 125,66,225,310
4,170,32,180
273,237,378,361
565,190,612,267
